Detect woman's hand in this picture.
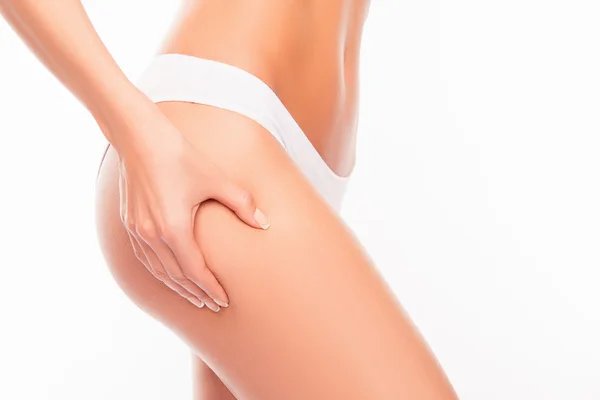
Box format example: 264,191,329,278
1,0,268,312
106,102,270,312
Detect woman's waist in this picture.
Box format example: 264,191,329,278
164,1,363,89
168,1,368,59
157,2,362,177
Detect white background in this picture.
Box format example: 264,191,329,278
1,1,599,399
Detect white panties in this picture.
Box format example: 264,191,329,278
136,53,349,212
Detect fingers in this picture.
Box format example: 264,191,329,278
136,238,206,309
146,237,222,312
161,220,230,310
211,181,271,230
123,215,210,309
119,176,216,311
122,210,222,312
117,160,246,312
133,213,221,312
126,230,147,267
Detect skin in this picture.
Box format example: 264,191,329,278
96,1,459,399
0,0,270,313
96,103,458,399
2,0,459,398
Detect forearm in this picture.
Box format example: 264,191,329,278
0,0,151,143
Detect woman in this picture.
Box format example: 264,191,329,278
0,1,459,399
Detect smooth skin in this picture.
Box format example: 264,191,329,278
3,0,459,398
0,0,269,312
96,101,458,399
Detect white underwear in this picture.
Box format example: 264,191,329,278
135,53,350,212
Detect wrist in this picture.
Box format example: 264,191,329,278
91,83,158,148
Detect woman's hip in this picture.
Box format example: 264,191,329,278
94,99,419,399
135,53,351,210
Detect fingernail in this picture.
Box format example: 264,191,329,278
254,208,270,229
189,298,204,308
206,302,220,312
214,299,229,308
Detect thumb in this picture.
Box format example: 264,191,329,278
211,182,270,230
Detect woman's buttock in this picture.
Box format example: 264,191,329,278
95,1,369,314
95,100,436,400
94,3,458,399
95,99,454,399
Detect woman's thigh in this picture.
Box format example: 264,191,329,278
192,354,237,399
95,102,455,400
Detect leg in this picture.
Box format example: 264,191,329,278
192,354,237,400
95,102,457,400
